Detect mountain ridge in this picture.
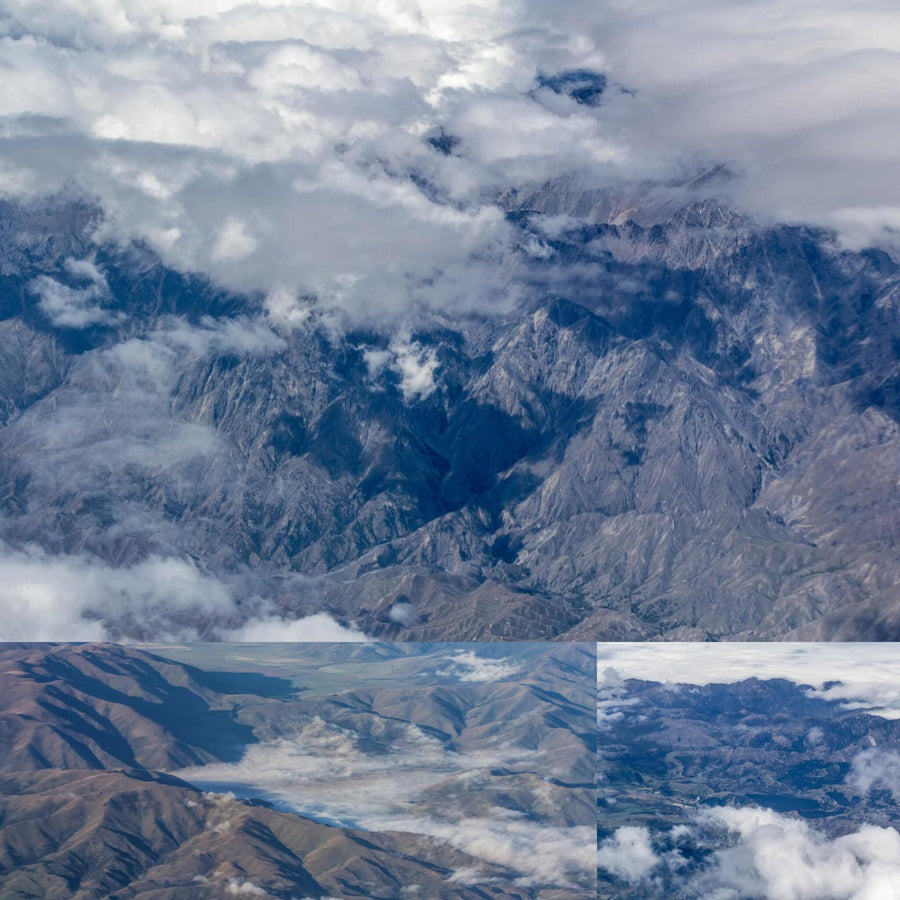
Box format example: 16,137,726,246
0,191,897,640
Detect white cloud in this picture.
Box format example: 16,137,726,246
389,816,596,889
161,316,286,357
0,0,894,321
29,275,110,328
211,217,257,262
589,0,900,241
435,649,524,683
690,806,900,900
388,601,415,624
28,257,120,328
807,726,825,747
596,826,659,883
223,613,366,642
596,666,640,729
598,644,900,719
365,335,441,400
600,809,900,900
0,541,364,642
849,748,900,802
226,880,267,897
263,286,312,331
2,312,283,509
0,2,527,314
390,339,440,402
0,542,233,641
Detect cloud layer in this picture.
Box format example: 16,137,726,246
0,0,898,319
174,714,593,889
599,807,900,900
599,644,900,719
0,541,365,641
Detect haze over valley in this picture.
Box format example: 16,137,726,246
0,641,596,899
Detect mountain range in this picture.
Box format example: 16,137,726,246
0,641,595,899
0,185,898,640
597,669,900,898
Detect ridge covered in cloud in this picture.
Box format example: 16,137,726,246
0,0,897,319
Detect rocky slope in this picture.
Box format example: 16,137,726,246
0,191,898,640
1,767,538,900
599,675,900,834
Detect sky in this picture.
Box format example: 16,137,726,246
0,0,898,321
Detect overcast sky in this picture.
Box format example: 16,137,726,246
0,0,898,318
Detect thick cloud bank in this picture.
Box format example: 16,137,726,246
0,541,365,641
595,0,900,247
0,0,898,317
598,807,900,899
599,644,900,719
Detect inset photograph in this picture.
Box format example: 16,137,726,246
0,641,596,899
597,643,900,899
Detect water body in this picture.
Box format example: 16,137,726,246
744,794,833,819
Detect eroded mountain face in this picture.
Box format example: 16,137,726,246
0,189,898,641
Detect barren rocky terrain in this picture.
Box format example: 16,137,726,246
1,189,898,641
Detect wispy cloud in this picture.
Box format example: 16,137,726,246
28,257,122,328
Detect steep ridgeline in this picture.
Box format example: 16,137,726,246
0,192,898,640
